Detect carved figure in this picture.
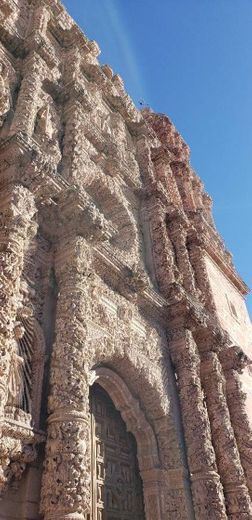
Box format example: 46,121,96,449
7,347,25,409
0,60,10,126
36,104,56,140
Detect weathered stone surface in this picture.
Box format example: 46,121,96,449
0,1,251,519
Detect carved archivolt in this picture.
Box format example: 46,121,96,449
90,367,163,520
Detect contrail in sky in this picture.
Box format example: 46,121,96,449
102,0,147,101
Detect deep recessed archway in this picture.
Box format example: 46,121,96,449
90,367,163,520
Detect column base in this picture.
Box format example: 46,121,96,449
45,514,86,520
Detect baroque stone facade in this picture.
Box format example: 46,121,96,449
0,1,252,519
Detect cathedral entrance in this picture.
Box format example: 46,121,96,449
90,383,146,520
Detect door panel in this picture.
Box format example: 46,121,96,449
90,384,145,520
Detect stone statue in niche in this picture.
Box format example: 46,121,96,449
36,104,55,140
0,60,11,127
100,112,112,136
35,104,61,163
6,317,34,415
7,342,25,410
95,109,112,136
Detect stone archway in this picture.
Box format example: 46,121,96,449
90,367,163,520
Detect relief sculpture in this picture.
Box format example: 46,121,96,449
0,60,10,126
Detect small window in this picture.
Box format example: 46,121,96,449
225,294,239,321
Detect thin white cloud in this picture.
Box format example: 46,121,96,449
102,0,146,100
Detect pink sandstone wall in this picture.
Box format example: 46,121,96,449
204,253,252,421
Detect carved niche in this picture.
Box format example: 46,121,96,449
5,310,45,428
0,304,45,495
34,101,62,164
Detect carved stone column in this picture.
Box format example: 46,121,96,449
188,243,217,313
62,49,92,183
220,347,252,500
168,218,197,295
10,52,44,136
142,198,179,296
171,163,196,212
168,328,227,519
41,236,92,520
0,184,37,417
62,99,89,182
201,351,252,517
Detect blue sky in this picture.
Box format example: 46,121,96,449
64,0,252,316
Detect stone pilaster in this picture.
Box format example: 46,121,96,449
10,53,44,136
168,220,197,295
168,328,227,519
171,163,196,212
0,184,37,417
40,236,92,520
201,351,252,517
188,244,217,313
220,347,252,501
62,99,89,182
146,199,179,295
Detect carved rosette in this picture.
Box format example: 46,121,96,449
41,236,92,520
168,328,227,519
220,347,252,501
201,351,252,516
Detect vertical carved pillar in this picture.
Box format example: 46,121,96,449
201,351,252,517
220,348,252,500
41,236,92,520
151,150,183,207
171,163,196,212
0,184,37,417
202,193,215,228
145,198,179,296
188,243,217,313
10,52,44,136
62,49,92,183
62,100,88,182
168,328,227,519
168,219,197,295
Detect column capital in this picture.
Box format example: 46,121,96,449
219,345,252,373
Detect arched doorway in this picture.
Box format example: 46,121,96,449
90,383,146,520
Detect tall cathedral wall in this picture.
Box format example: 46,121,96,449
0,0,252,519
